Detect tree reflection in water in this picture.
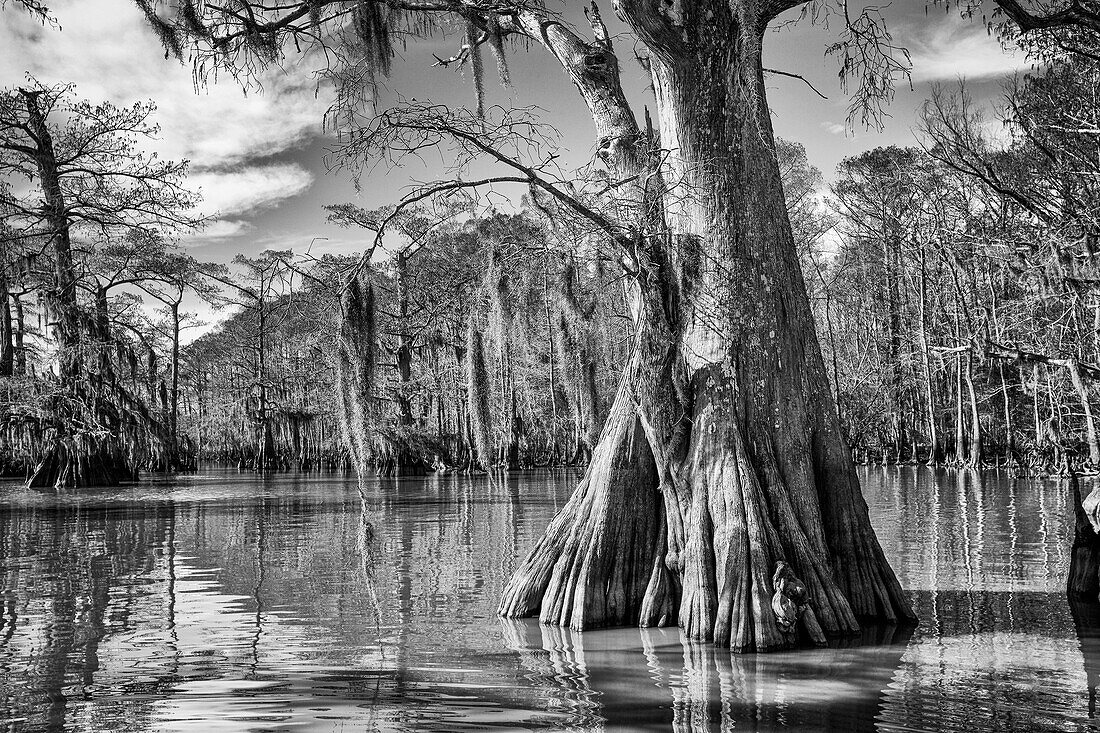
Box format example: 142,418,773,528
0,469,1098,732
0,496,178,731
1070,599,1100,722
501,618,912,731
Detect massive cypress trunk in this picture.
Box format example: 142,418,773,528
500,2,912,651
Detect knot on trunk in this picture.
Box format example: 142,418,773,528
596,133,634,162
583,50,610,72
664,549,681,573
771,560,809,632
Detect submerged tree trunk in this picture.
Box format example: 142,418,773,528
501,3,912,651
1071,468,1100,600
500,347,663,627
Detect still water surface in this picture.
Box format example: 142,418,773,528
0,467,1095,732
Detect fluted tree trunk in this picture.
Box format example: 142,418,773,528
500,1,912,651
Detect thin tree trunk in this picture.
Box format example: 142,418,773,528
1000,363,1013,463
1033,363,1043,449
955,355,966,465
964,351,981,467
917,249,938,463
170,299,181,467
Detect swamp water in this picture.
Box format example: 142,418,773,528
0,467,1095,732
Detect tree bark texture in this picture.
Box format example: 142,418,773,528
500,2,912,651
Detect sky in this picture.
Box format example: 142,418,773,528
0,1,1031,272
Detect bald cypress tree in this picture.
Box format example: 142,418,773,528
0,81,200,488
128,0,1100,650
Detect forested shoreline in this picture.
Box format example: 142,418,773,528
4,53,1100,480
6,0,1100,667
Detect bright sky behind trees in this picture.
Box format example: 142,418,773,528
1,0,1029,264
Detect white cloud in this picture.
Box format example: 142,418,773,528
190,163,314,217
821,122,847,136
907,14,1030,83
0,1,330,221
185,219,254,244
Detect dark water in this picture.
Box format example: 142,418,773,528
0,467,1096,732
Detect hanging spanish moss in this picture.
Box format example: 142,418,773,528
485,13,510,87
465,19,486,118
487,249,524,467
134,0,183,60
352,2,395,79
466,315,493,471
336,272,377,493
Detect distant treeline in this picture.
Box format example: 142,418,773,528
176,212,631,474
815,58,1100,473
177,61,1100,475
4,53,1100,482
